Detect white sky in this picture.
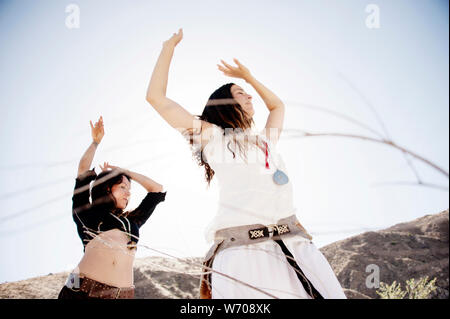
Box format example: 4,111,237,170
0,0,448,283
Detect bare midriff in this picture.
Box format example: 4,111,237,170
77,229,136,288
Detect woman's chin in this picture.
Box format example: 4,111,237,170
244,109,254,119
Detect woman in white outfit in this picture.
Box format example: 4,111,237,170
146,28,346,299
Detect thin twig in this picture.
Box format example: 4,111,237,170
285,100,385,139
284,129,449,179
337,72,424,184
370,181,448,192
337,72,391,138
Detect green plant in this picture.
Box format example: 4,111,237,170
376,276,437,299
405,276,437,299
376,281,406,299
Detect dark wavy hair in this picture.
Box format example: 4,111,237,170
91,170,131,214
185,83,255,186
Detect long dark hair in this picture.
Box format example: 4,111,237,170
91,169,131,214
185,83,255,186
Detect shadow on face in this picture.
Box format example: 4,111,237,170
231,84,254,118
110,176,131,210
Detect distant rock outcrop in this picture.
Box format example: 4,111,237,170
321,209,449,299
0,210,448,299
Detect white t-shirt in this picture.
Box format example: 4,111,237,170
202,124,296,242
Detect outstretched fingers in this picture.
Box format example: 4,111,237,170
165,28,183,47
91,116,103,128
100,161,111,172
99,117,104,133
220,59,235,70
217,64,231,75
233,58,244,68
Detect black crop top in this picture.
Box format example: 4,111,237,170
72,169,166,252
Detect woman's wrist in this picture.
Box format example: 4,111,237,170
162,41,175,51
121,168,133,178
112,167,133,180
244,74,255,84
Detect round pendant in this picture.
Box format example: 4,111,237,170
273,169,289,185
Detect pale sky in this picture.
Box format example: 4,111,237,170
0,0,448,283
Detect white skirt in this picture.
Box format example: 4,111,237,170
211,236,347,299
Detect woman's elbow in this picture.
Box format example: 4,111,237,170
267,103,284,113
146,95,167,110
276,101,285,110
146,94,157,105
151,184,164,193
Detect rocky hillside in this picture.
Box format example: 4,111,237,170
321,209,449,299
0,257,203,299
0,209,448,299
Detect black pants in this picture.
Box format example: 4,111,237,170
58,286,95,299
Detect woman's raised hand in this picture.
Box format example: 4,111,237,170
100,162,130,177
217,58,252,81
163,28,183,48
90,116,104,144
100,162,120,172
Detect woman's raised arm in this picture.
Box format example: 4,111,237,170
146,28,201,134
77,116,104,177
100,162,164,193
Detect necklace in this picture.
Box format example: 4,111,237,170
261,140,289,185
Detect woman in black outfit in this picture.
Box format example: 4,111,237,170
58,116,166,299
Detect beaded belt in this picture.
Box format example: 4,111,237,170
249,223,291,239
